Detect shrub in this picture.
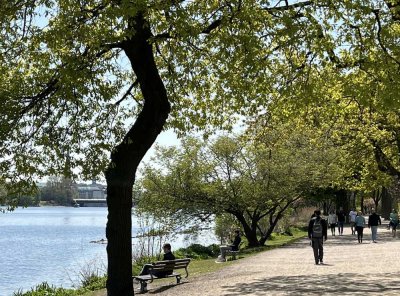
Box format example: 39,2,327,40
132,255,158,275
80,275,106,291
13,282,78,296
174,243,219,259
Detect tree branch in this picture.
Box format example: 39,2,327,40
384,0,400,21
372,140,400,177
263,1,313,12
114,79,140,106
372,9,400,66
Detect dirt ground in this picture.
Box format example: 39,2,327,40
139,225,400,295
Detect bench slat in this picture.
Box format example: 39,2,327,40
133,258,191,288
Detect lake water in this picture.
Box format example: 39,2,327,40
0,207,217,296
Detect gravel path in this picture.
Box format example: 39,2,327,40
141,225,400,295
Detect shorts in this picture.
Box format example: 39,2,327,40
390,221,398,230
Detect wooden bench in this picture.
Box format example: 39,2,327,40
133,258,191,293
225,242,244,260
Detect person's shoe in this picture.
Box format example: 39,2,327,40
315,260,319,265
319,259,323,264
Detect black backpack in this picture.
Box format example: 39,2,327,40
312,218,323,238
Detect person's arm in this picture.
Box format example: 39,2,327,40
308,219,313,239
379,215,382,225
323,220,328,240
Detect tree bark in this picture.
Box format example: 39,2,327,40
230,211,260,247
381,187,393,219
105,12,170,296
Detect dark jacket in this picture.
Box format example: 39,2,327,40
337,211,346,222
230,235,242,251
368,213,382,227
163,251,175,261
308,216,328,239
154,252,176,277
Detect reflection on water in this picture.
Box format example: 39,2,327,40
0,207,108,296
0,207,217,296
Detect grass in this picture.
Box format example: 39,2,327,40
83,227,307,296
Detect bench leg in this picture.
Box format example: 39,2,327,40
139,281,147,293
176,275,182,284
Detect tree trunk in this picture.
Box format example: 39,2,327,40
231,211,260,247
360,194,364,213
258,198,299,246
105,12,170,296
258,211,279,246
381,187,393,219
335,189,348,222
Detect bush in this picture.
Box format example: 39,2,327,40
132,255,158,275
75,260,106,291
175,243,219,259
13,282,78,296
80,274,106,291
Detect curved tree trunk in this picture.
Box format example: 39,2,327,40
105,12,170,296
232,211,260,247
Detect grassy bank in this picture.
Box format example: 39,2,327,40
16,228,307,296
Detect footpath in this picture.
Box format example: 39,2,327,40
144,225,400,295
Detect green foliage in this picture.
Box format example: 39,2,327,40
2,0,400,293
13,282,78,296
174,244,220,259
214,214,241,243
132,255,158,276
138,130,339,245
40,176,78,206
2,0,399,201
80,275,106,292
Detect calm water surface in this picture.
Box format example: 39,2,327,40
0,207,217,296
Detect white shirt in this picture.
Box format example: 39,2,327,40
349,210,357,222
328,214,337,224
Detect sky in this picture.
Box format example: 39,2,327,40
140,129,180,166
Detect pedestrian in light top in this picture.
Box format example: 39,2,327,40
368,208,382,243
349,209,357,235
328,210,337,236
355,211,365,243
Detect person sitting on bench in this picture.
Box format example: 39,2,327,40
139,243,176,277
216,229,241,262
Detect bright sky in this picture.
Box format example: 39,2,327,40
141,129,180,164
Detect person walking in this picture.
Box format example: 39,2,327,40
328,210,338,236
337,207,345,235
308,209,328,265
368,208,382,243
349,208,357,235
389,209,399,237
355,211,366,243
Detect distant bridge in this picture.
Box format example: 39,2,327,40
74,199,107,207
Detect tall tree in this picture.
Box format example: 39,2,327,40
2,1,399,295
138,130,340,246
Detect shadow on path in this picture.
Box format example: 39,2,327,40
221,272,400,295
283,225,395,249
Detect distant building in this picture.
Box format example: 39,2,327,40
76,180,107,199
